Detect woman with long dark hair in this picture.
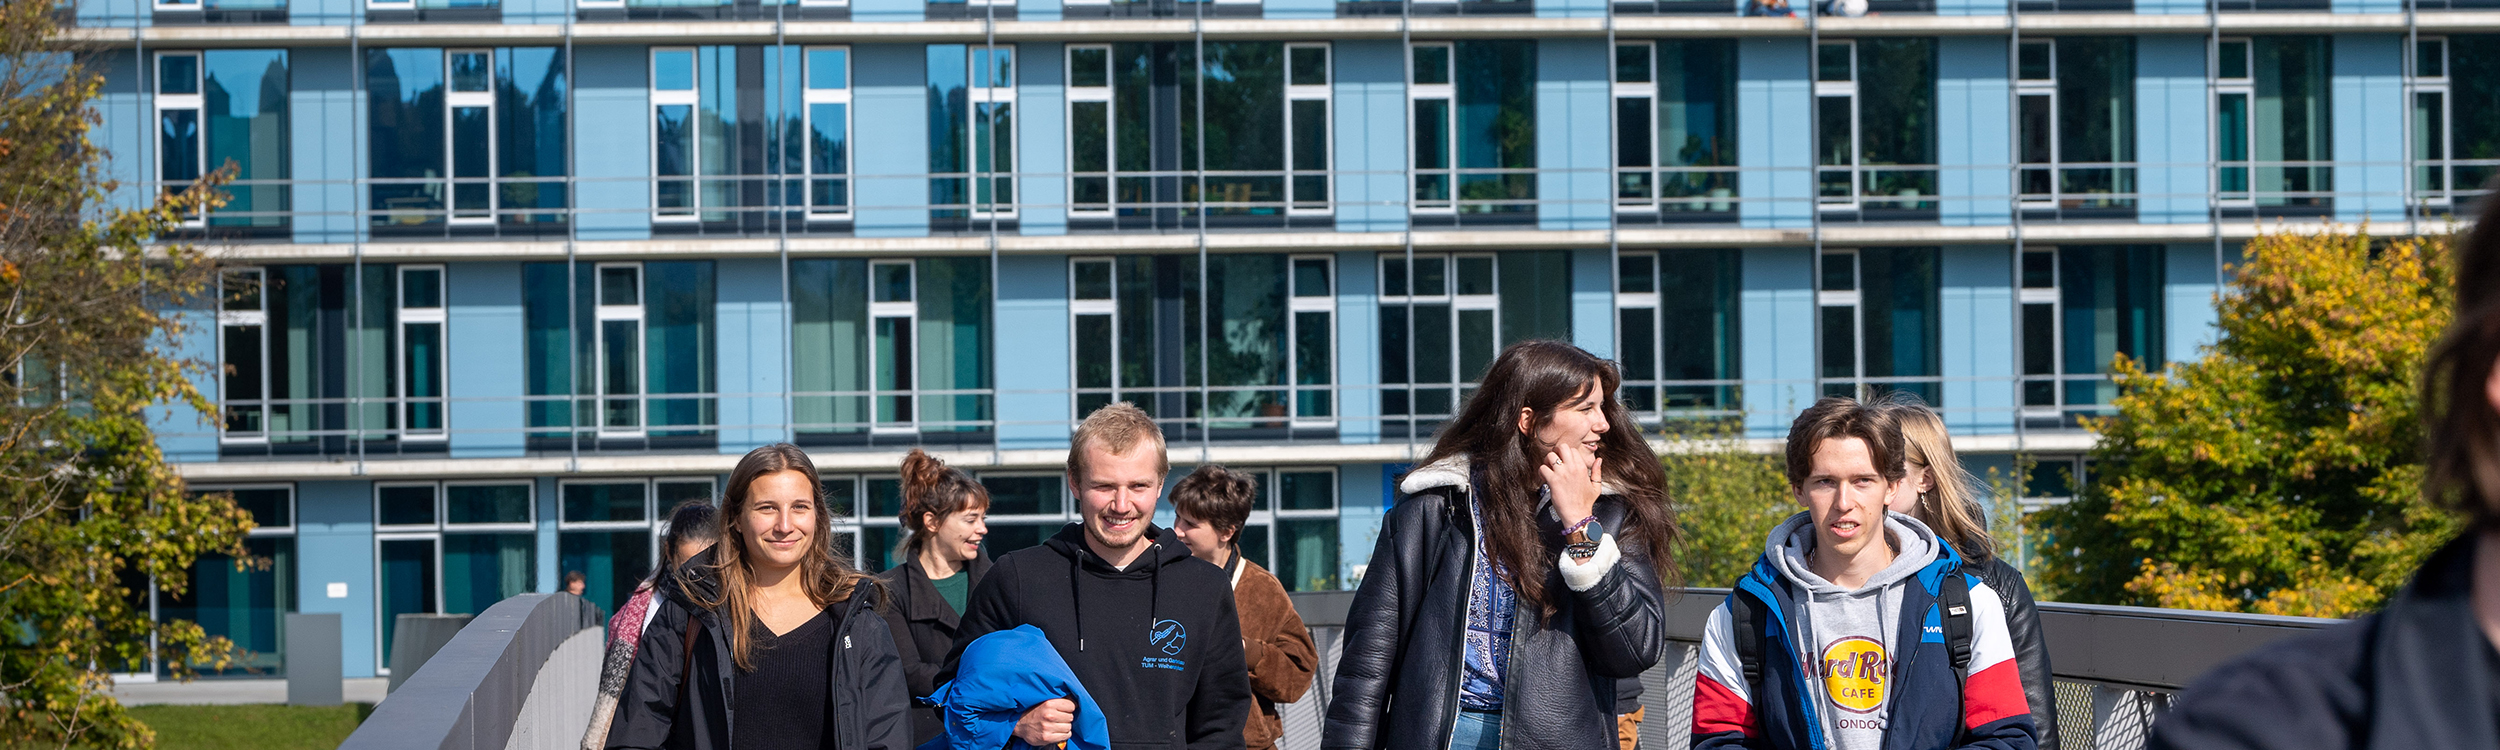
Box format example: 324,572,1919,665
584,500,718,750
873,448,991,746
1324,340,1677,750
607,444,913,750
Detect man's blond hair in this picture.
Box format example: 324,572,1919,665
1068,402,1169,480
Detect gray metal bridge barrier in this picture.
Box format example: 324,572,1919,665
340,593,604,750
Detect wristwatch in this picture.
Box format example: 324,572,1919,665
1565,518,1603,560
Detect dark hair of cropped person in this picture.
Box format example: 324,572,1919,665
1414,340,1680,615
899,448,990,557
648,499,719,587
1170,464,1259,548
1784,397,1908,489
694,442,873,672
2420,180,2500,531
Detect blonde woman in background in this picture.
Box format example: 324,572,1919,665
1878,396,2062,749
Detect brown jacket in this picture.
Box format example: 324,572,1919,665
1230,556,1318,750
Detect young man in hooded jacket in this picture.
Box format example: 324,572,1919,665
948,402,1252,750
1691,398,2036,750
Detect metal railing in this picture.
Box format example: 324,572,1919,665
1278,588,2340,750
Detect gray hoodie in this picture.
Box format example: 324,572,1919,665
1763,510,1943,750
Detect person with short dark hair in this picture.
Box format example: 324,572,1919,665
1690,397,2035,750
876,448,992,746
949,402,1251,750
2145,194,2500,750
1325,340,1675,750
1169,464,1318,750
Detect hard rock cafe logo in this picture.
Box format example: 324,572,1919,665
1819,636,1891,714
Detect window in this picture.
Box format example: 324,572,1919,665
1222,468,1342,592
367,47,570,231
804,47,852,219
2216,37,2332,211
1064,43,1332,221
216,266,416,446
2413,37,2453,206
1818,248,1940,404
790,258,992,440
1816,40,1936,216
1616,249,1740,417
1377,252,1571,426
557,478,714,619
155,50,291,232
2015,38,2136,214
374,481,537,671
155,486,295,676
1068,254,1335,433
930,45,1016,220
1614,40,1738,218
524,261,718,442
2018,247,2164,425
398,266,447,439
1410,41,1537,216
835,472,1065,574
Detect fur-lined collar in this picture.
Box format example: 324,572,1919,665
1397,453,1622,496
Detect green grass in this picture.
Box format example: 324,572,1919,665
127,703,373,750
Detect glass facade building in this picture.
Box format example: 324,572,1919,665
74,0,2476,677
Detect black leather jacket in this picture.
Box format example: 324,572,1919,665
1322,460,1666,750
1972,556,2060,750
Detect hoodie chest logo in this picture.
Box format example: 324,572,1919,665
1149,619,1187,655
1819,636,1891,714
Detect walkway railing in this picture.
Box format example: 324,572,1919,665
340,593,604,750
347,588,2335,750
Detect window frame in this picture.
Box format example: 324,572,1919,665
397,265,449,442
593,262,647,438
2214,37,2256,208
444,49,499,225
2015,39,2060,210
1816,248,1866,395
1814,40,1864,213
2411,36,2454,208
1614,42,1659,213
804,46,854,220
1067,256,1119,414
154,51,206,228
217,266,270,444
1286,255,1336,428
1377,252,1499,419
650,47,702,222
867,259,919,435
1283,43,1334,216
957,45,1018,221
1064,45,1117,217
2017,248,2063,423
128,484,297,680
1409,42,1457,215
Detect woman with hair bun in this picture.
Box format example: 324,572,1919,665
874,448,992,746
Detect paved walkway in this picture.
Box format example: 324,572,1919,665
112,677,391,706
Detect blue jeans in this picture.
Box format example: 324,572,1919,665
1451,710,1502,750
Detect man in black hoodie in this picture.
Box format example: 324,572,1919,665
951,402,1252,750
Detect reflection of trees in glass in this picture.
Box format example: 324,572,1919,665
1202,255,1288,422
2252,36,2331,205
2456,35,2500,181
1857,38,1935,201
1456,40,1536,213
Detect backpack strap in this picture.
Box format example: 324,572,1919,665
1939,572,1976,743
1731,591,1768,700
675,614,705,713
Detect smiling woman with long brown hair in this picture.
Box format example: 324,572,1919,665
1324,340,1678,750
605,443,914,750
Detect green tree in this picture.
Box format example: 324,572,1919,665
2033,229,2461,617
1663,425,1795,588
0,2,254,746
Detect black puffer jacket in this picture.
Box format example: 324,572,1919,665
1322,456,1667,750
873,552,990,746
605,547,914,750
1971,556,2061,750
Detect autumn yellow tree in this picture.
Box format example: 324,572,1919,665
2033,228,2460,617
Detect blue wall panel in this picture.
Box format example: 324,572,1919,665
1571,248,1613,357
1939,37,2012,227
151,295,220,463
573,45,651,241
447,262,527,458
1535,0,1604,21
294,480,376,678
1016,0,1063,21
716,258,791,454
1938,0,2006,14
2166,244,2223,359
291,47,361,245
2332,0,2400,13
291,0,352,25
854,0,924,22
1336,252,1381,445
1266,0,1335,19
1741,247,1815,438
1738,38,1812,229
2137,36,2211,224
2334,34,2406,224
1940,245,2015,434
855,44,931,238
1335,41,1409,233
97,50,149,214
996,254,1071,451
1537,39,1611,231
1336,462,1385,591
77,0,143,26
535,476,559,594
1018,43,1069,236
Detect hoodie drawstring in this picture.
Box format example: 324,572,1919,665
1069,541,1166,652
1071,549,1087,651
